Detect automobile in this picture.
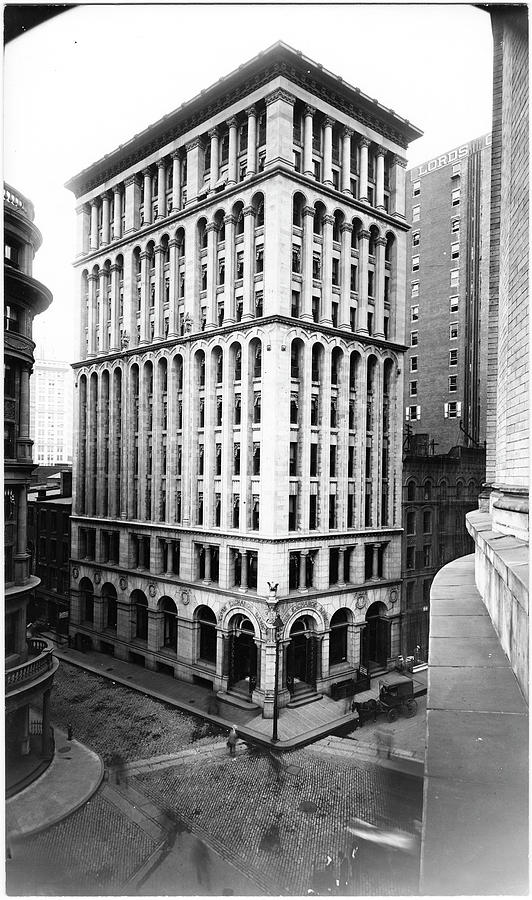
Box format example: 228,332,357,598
377,673,418,722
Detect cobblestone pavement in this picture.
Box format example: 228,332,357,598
7,663,422,896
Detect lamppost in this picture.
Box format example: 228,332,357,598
272,612,284,743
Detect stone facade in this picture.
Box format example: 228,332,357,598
67,43,422,712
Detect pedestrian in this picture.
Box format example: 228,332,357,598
337,850,349,894
350,702,360,731
227,725,238,757
191,838,211,889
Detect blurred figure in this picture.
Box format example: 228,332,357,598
191,838,211,889
337,850,349,894
226,726,238,757
376,727,393,759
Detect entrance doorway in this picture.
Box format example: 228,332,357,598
227,616,257,695
287,616,319,690
361,602,390,671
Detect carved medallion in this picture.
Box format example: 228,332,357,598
181,588,190,606
94,570,101,585
72,566,79,580
119,576,128,591
148,583,157,598
389,588,398,606
355,593,367,610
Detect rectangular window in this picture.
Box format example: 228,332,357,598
450,296,459,313
411,330,418,346
409,380,418,397
449,322,458,340
290,442,298,476
452,163,461,177
451,188,460,206
449,349,458,366
411,305,419,322
411,281,419,297
255,247,264,273
412,180,421,197
423,544,432,567
448,375,457,392
312,252,321,280
444,400,462,418
451,218,460,233
412,205,420,222
450,269,459,287
406,546,415,569
292,245,301,274
451,242,460,260
406,405,420,421
412,230,420,246
410,356,418,372
412,255,420,272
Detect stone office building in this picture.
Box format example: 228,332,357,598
66,42,421,713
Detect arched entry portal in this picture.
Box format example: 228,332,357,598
227,615,257,694
361,601,390,671
286,616,319,691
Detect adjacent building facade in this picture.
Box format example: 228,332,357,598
29,354,74,466
4,183,58,792
404,134,491,454
401,434,485,657
66,43,421,713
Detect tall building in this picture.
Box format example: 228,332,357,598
4,183,58,793
29,355,74,465
404,134,491,454
66,43,421,713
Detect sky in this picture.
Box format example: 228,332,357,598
4,3,494,360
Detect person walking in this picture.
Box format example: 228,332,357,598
227,725,238,757
349,843,359,892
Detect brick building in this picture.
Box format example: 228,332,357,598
66,42,421,713
401,434,485,658
4,183,58,792
404,134,491,454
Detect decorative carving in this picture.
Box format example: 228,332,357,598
181,588,190,605
72,566,79,580
4,399,16,419
388,588,398,606
148,583,157,598
94,570,101,585
304,104,316,117
184,312,193,333
265,88,296,107
282,598,329,629
120,331,130,349
358,137,370,149
119,576,128,591
355,592,367,610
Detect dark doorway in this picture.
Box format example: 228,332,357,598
361,602,390,670
228,618,257,688
287,618,319,689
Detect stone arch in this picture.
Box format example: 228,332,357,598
194,604,217,664
101,582,117,631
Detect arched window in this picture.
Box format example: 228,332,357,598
456,481,463,500
253,343,262,379
160,597,177,650
197,605,217,663
423,510,432,533
407,481,417,501
329,608,349,666
423,480,432,501
132,590,148,641
80,578,94,624
102,583,117,630
439,480,448,501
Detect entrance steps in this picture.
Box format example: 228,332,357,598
217,679,260,710
287,683,323,709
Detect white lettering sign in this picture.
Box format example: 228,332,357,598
414,145,469,178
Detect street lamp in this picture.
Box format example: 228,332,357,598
272,612,284,743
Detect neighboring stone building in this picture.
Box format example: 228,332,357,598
27,472,72,643
404,134,491,454
29,354,74,465
4,183,58,794
66,42,421,713
421,9,528,895
401,433,485,658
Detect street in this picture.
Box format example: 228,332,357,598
7,663,422,896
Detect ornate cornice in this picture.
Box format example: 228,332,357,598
265,88,296,107
376,145,388,157
185,138,202,152
227,116,239,129
322,214,335,226
391,154,408,168
245,105,257,117
358,137,370,149
343,126,354,139
208,126,219,139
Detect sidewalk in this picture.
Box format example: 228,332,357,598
6,725,104,843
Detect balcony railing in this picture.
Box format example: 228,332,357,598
5,638,55,693
4,183,35,221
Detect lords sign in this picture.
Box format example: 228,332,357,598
413,145,469,179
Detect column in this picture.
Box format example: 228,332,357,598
113,186,122,240
337,547,346,586
246,106,257,176
301,206,315,321
341,127,353,194
17,365,31,459
374,237,387,339
90,199,99,250
172,151,182,211
376,146,386,211
96,374,106,515
143,169,152,225
110,263,120,351
168,237,179,337
224,214,236,323
323,117,334,186
76,204,90,256
203,545,212,584
186,138,203,204
357,230,370,334
15,486,28,584
209,128,219,186
242,206,255,320
227,117,238,185
124,175,141,233
299,550,308,592
239,550,248,591
165,540,174,578
139,251,150,343
152,361,162,520
98,268,107,353
205,222,217,329
303,106,315,177
157,160,167,219
358,138,370,203
348,543,360,583
153,245,164,340
321,214,334,325
87,273,98,356
339,223,352,330
390,155,407,219
101,192,111,245
371,543,381,580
